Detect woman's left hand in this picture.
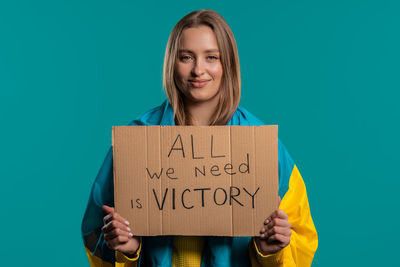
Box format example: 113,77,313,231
255,202,292,255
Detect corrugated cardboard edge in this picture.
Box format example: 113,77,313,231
111,126,117,214
229,126,233,235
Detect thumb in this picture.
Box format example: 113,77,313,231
102,205,115,214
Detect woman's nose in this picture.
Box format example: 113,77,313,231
192,59,205,76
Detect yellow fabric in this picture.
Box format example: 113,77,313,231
84,236,205,267
172,236,205,267
85,246,114,267
84,164,317,267
84,237,142,267
114,237,142,266
249,238,293,266
249,164,318,266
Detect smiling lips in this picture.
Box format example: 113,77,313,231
189,79,211,88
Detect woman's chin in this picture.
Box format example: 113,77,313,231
187,95,217,105
185,90,220,104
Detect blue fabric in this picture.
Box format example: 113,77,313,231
81,99,295,266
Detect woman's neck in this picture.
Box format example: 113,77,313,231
184,96,219,126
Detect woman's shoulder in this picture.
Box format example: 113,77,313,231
233,105,265,126
234,106,290,152
128,100,171,126
234,105,294,194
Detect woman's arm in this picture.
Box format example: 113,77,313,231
85,244,141,267
248,164,318,266
82,147,142,266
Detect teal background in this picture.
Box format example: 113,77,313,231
1,0,399,266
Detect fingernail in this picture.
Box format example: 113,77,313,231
260,233,265,238
125,221,130,226
129,233,133,237
127,227,131,232
260,228,266,234
264,219,269,225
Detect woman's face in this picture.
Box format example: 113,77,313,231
175,25,223,105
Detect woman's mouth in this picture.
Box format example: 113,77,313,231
189,79,210,88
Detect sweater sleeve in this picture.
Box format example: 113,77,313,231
84,241,141,267
248,164,318,266
114,238,142,266
82,147,143,266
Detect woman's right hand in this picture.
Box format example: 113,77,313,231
101,205,140,256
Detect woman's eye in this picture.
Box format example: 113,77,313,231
207,56,218,60
180,55,193,61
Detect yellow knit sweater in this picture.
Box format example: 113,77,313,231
172,236,205,267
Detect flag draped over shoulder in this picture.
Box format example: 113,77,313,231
81,100,318,267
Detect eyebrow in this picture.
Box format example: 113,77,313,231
179,49,220,53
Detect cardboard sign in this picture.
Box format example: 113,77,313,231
112,125,278,236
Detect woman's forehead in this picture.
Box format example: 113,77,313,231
179,26,219,53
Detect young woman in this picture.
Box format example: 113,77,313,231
82,9,318,267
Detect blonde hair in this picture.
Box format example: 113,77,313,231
163,9,241,125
